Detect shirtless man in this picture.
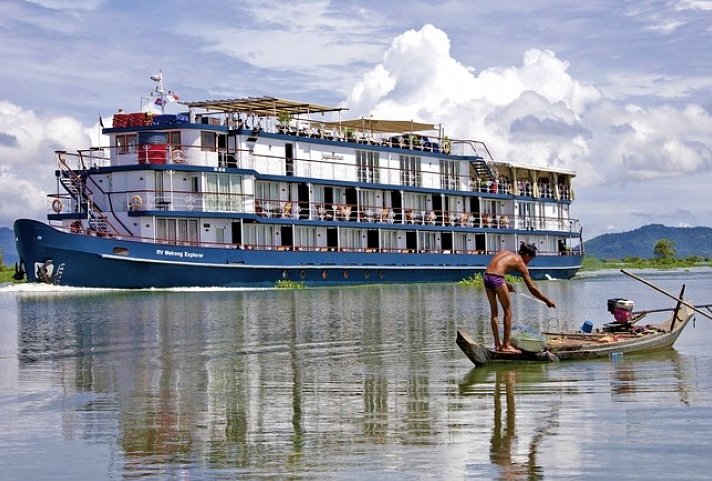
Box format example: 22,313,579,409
484,243,556,353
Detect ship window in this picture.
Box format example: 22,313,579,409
112,247,129,256
156,218,199,245
357,150,379,183
517,201,534,231
168,131,182,148
404,192,426,211
201,131,217,151
340,228,363,251
452,233,467,252
165,219,177,242
243,224,274,248
206,173,243,212
441,159,459,190
294,226,316,251
116,135,126,154
255,181,280,209
115,134,137,154
127,134,137,153
399,155,421,187
418,231,437,252
380,230,398,253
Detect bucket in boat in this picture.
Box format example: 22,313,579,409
511,331,547,352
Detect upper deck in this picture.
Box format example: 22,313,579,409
99,96,574,199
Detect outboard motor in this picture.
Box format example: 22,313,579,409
604,298,635,332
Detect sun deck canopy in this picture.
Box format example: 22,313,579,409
315,118,438,134
182,96,345,117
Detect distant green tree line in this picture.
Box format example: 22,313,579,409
582,238,711,271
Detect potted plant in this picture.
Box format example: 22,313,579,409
345,127,355,141
276,111,293,133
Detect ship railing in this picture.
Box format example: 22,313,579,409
121,190,250,213
114,187,579,233
233,147,572,200
55,149,112,171
52,150,134,237
51,217,581,256
250,197,580,232
234,242,578,257
101,140,573,201
78,148,112,169
514,217,581,233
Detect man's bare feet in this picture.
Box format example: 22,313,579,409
497,344,521,354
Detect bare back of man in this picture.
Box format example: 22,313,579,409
484,248,555,353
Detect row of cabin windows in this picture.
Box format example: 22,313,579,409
154,218,482,251
242,224,476,252
114,131,217,154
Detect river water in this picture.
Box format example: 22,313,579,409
1,269,711,480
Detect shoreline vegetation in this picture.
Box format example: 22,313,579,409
2,257,710,286
459,255,712,287
1,264,18,284
580,255,711,272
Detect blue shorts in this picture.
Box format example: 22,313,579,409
483,273,505,290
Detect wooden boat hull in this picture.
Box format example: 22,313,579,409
457,303,695,367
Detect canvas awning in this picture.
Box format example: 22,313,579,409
183,96,345,116
312,118,438,134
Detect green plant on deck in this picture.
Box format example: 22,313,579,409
458,273,521,287
275,279,306,289
276,111,293,127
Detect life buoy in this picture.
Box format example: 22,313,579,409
51,199,62,213
171,149,185,163
130,194,143,210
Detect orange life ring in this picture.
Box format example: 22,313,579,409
51,199,62,213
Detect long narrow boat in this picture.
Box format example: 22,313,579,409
456,301,696,367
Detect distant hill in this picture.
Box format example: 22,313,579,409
584,224,712,260
1,226,18,265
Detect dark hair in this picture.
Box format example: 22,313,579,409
518,243,537,257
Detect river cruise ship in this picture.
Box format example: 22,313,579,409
14,90,583,288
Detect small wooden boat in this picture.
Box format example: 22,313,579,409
457,301,696,367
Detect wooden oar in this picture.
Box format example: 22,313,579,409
620,269,712,321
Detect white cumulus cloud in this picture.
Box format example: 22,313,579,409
0,101,91,226
342,24,712,236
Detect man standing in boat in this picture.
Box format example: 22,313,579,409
484,243,556,353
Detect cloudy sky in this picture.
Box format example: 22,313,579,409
1,0,711,240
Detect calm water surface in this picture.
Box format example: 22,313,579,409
1,269,712,480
